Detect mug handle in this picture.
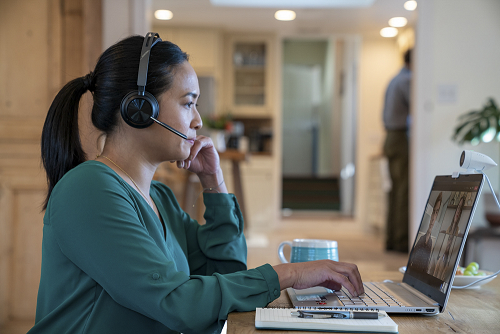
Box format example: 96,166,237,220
278,241,292,263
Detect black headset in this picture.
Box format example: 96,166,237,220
120,32,187,139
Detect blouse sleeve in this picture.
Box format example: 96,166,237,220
181,192,248,276
48,168,280,334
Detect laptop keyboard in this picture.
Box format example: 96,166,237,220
336,282,404,308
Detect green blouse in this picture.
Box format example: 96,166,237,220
28,161,280,334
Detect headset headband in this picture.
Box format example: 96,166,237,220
137,32,162,95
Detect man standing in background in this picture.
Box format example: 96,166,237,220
383,49,412,253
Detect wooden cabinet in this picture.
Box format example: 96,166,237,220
241,156,275,231
224,34,276,117
153,30,277,118
153,26,225,115
221,155,275,232
220,35,277,229
153,27,223,77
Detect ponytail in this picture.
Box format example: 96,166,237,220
41,76,89,209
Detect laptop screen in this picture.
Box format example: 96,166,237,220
403,173,484,307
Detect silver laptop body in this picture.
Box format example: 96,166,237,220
287,173,484,314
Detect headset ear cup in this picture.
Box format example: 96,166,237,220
120,91,159,128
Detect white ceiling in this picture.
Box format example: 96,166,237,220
209,0,375,8
151,0,417,36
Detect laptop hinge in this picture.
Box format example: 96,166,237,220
399,283,439,306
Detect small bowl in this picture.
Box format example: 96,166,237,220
452,270,497,289
398,267,497,289
485,213,500,227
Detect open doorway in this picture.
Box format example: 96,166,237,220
281,37,358,216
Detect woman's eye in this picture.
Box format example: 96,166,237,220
186,102,199,108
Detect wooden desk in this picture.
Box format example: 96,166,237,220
227,271,500,333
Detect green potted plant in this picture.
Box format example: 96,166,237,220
453,98,500,145
202,114,233,152
453,98,500,226
202,114,234,131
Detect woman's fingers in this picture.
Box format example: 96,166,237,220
328,271,359,297
189,137,206,162
185,136,220,175
330,262,364,295
287,260,364,296
176,137,207,170
177,160,190,169
332,262,364,294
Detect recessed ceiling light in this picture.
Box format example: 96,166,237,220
388,17,408,27
275,10,296,21
404,0,417,11
380,27,398,38
155,9,173,20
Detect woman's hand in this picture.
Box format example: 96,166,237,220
176,135,219,175
175,136,228,193
273,260,364,297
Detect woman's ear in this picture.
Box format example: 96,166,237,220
95,133,107,158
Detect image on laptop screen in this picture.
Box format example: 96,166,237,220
406,175,482,294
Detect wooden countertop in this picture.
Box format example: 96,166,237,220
218,149,249,162
227,271,500,333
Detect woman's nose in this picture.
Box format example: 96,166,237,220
192,110,202,130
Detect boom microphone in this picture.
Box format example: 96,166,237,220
150,116,188,139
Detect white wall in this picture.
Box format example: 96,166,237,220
102,0,152,49
356,36,401,229
339,36,361,215
412,0,500,242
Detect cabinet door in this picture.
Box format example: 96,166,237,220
220,156,275,232
225,35,276,117
154,27,222,76
241,160,275,231
177,30,221,74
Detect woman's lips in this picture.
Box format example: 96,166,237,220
186,138,195,145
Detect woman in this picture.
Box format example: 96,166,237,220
409,192,442,274
432,195,466,281
29,33,363,334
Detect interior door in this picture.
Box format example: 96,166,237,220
282,64,321,176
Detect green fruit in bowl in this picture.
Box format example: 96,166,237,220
467,266,478,275
466,262,479,274
467,262,479,270
463,270,474,276
456,262,483,276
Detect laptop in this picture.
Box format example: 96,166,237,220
287,173,484,314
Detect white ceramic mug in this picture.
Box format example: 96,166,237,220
278,239,339,263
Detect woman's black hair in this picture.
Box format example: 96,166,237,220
41,35,188,209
